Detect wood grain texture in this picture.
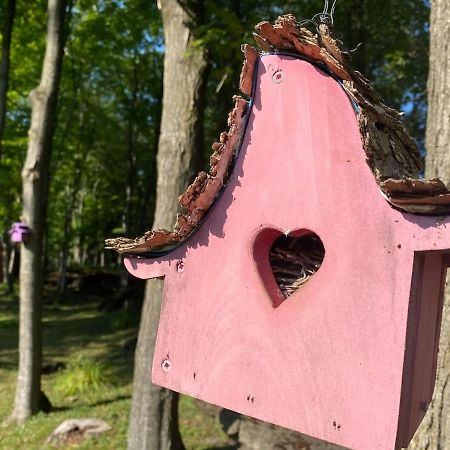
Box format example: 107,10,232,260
124,57,450,450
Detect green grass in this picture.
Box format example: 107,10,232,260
0,284,232,449
54,354,117,397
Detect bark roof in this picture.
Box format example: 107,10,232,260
106,14,450,255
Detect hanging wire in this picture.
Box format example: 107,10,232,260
306,1,363,57
330,0,338,20
298,0,338,29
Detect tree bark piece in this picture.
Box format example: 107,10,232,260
255,21,290,50
8,0,67,424
239,44,258,97
252,33,272,53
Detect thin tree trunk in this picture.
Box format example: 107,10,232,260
1,231,12,291
72,191,85,266
58,161,83,296
125,60,138,239
138,90,162,232
58,203,72,296
408,1,450,448
0,0,16,162
0,240,3,284
127,0,208,448
8,244,18,291
57,119,91,296
56,60,81,295
8,0,68,424
119,60,138,293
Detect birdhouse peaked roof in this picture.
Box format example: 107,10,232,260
106,14,450,256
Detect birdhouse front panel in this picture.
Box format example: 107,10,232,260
123,54,450,450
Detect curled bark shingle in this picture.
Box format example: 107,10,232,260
252,33,272,53
240,44,258,96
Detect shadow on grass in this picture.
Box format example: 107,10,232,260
0,360,18,371
205,446,239,450
0,294,138,387
85,394,131,408
50,394,131,413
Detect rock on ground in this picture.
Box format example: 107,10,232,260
46,418,111,446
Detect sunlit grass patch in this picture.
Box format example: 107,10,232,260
54,354,117,398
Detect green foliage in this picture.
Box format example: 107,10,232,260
54,354,115,397
45,0,163,265
0,0,163,267
110,309,138,331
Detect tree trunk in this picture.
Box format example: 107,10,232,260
7,244,19,291
0,0,16,162
127,0,208,449
8,0,67,424
58,170,81,296
128,279,184,450
408,1,450,449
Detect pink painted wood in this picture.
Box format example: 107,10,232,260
125,55,450,450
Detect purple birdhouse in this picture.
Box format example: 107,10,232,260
9,222,31,243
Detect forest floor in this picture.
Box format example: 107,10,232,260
0,284,233,450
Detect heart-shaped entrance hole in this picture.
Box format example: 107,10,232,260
270,232,325,299
253,229,325,308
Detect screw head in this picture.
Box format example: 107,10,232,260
272,70,285,84
161,359,171,373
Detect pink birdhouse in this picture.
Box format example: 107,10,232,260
9,222,31,243
107,16,450,450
